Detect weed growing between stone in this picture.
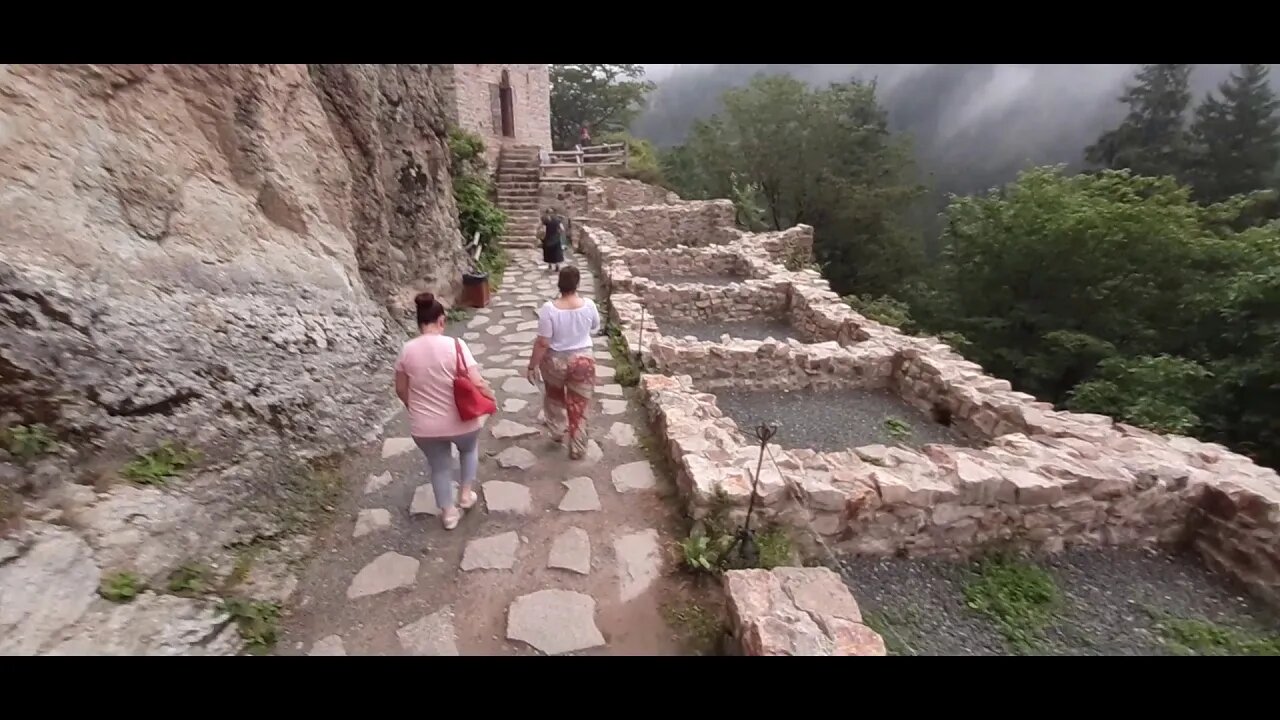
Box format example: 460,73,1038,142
1148,610,1280,655
883,417,913,442
2,423,58,461
677,489,795,575
962,552,1061,653
99,571,144,603
221,597,281,654
271,459,345,536
862,607,923,656
120,442,201,485
661,601,725,655
167,562,214,597
600,297,641,387
445,307,472,323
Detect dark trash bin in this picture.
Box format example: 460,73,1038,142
461,271,490,308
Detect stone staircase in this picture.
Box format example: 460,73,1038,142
496,144,542,249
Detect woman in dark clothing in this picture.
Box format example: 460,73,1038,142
540,208,565,271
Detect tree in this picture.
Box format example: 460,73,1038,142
1188,63,1280,204
916,167,1218,401
663,74,925,297
549,64,653,150
1085,64,1194,180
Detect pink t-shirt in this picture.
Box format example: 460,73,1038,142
394,334,485,438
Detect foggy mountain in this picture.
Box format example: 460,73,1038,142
632,64,1278,205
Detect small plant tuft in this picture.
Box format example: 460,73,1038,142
3,423,58,461
678,534,726,573
99,571,145,603
221,597,281,654
121,442,201,485
754,526,794,569
1149,612,1280,656
167,562,214,597
661,601,725,654
445,307,471,323
962,552,1060,653
883,417,913,442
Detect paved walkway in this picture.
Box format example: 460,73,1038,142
278,249,687,655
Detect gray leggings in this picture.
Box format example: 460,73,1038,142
413,429,481,511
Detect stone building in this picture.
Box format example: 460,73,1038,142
438,64,553,169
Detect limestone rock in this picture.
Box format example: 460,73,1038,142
410,484,454,516
353,508,392,538
397,607,459,656
494,447,537,470
43,592,241,656
382,438,417,459
612,461,657,493
507,589,605,655
502,377,539,396
0,524,101,655
482,481,532,514
309,634,347,656
614,529,661,602
608,422,637,447
460,532,520,571
347,552,419,599
600,399,628,416
502,398,528,413
548,527,591,575
559,476,602,512
490,420,539,440
723,567,885,656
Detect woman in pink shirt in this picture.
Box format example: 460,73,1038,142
394,293,495,530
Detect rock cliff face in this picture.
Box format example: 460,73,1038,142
0,64,467,654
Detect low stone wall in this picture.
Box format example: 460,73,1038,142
577,200,740,250
577,191,1280,611
586,177,679,210
539,180,589,219
724,567,886,656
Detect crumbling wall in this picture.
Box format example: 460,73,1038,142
579,192,1280,611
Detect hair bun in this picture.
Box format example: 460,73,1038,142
414,292,436,308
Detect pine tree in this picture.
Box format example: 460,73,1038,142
1085,64,1194,180
1188,63,1280,204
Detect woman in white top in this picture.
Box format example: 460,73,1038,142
526,266,601,460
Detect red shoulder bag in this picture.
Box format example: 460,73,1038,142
453,339,496,421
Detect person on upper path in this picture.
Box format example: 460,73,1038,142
577,124,591,151
395,292,495,530
538,208,565,272
526,266,600,460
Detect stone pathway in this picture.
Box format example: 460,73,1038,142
277,248,686,655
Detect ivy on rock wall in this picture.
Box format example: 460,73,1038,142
448,128,507,282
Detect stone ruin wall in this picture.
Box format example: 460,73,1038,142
574,197,1280,614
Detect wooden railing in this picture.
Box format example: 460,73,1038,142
540,142,628,180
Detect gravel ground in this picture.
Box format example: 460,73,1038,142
645,273,747,286
841,548,1280,656
710,387,970,452
659,317,800,343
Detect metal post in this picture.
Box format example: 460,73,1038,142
637,304,646,368
724,422,778,567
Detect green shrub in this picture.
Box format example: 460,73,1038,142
221,597,281,654
3,423,57,460
99,571,144,603
843,294,917,333
121,442,201,485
